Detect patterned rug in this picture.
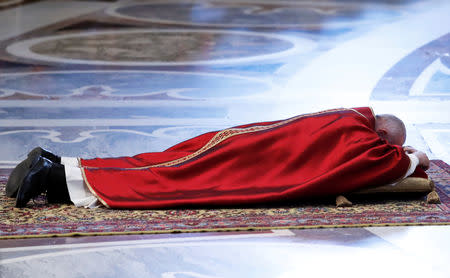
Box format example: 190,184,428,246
1,160,449,239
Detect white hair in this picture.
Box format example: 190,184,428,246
375,114,406,145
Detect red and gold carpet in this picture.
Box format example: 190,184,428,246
0,160,448,239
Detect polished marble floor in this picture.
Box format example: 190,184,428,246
0,0,449,277
1,227,449,277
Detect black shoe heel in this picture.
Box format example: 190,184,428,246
15,157,52,208
6,147,60,198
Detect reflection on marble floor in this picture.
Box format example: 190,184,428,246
0,0,449,277
1,227,449,278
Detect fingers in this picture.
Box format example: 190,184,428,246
420,155,430,170
403,146,417,154
403,147,430,170
420,162,430,170
414,151,430,170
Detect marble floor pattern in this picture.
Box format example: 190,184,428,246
0,0,449,277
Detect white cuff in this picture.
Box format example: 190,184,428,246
60,157,79,167
404,153,420,178
64,164,101,208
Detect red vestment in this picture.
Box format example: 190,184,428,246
80,107,424,209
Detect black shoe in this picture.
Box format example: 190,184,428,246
29,147,61,164
6,147,61,198
46,162,71,204
15,156,52,208
15,156,71,208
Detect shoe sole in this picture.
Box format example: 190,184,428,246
5,147,43,198
15,156,50,208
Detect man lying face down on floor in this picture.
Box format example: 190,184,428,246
6,107,430,209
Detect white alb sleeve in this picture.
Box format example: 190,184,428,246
60,157,79,167
403,153,420,178
61,157,102,208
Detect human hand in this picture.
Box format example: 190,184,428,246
403,146,430,170
413,150,430,170
403,146,418,154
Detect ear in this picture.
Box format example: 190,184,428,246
376,128,388,138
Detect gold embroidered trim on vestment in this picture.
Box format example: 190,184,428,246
80,167,110,208
348,108,369,122
368,107,375,118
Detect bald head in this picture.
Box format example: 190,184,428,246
375,114,406,146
